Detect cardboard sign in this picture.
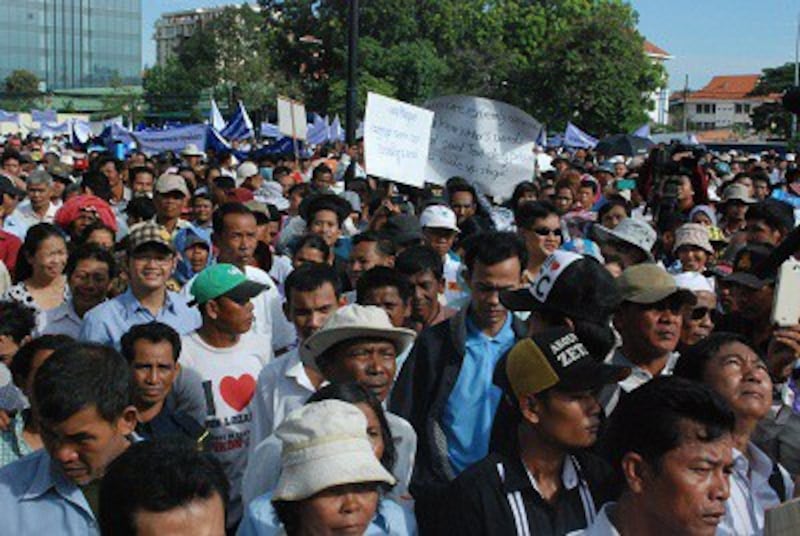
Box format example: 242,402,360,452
364,92,434,188
425,95,543,199
277,97,308,140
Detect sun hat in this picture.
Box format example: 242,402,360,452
674,271,714,294
273,400,396,502
719,183,756,205
155,173,189,197
500,250,621,322
617,263,696,305
382,214,423,247
420,205,459,233
180,143,204,158
300,304,416,370
127,222,174,254
504,328,630,399
592,218,656,260
237,162,259,184
723,242,777,290
688,204,718,226
257,181,290,212
673,223,713,255
189,263,266,306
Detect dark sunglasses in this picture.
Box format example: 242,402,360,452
690,306,713,321
532,227,563,238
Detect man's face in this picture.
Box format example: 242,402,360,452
615,297,685,362
128,246,177,293
520,214,562,261
735,177,754,196
753,180,769,201
614,162,627,177
745,218,782,246
423,227,458,258
600,238,647,269
323,338,397,402
192,198,213,223
101,162,121,187
0,335,21,366
285,283,339,342
407,270,444,325
26,182,50,211
184,244,210,273
132,172,154,194
348,240,390,286
276,173,294,196
467,257,522,331
68,258,111,310
450,191,476,224
730,284,773,320
135,493,226,536
40,405,136,486
724,201,748,222
553,188,573,214
634,422,732,536
528,389,603,449
677,176,694,202
130,339,179,408
703,341,772,421
155,191,186,220
576,187,594,209
312,171,334,191
2,157,21,177
309,209,341,247
361,286,410,328
0,192,19,216
292,245,327,269
676,246,709,273
680,291,716,346
208,295,255,334
215,213,258,268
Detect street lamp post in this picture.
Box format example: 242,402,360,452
345,0,359,145
793,12,799,138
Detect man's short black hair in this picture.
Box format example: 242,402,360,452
0,300,36,344
81,170,112,201
463,231,528,273
356,267,412,304
672,332,753,383
9,334,74,388
120,322,182,364
514,200,558,230
125,196,157,221
0,150,21,166
395,244,444,280
212,175,236,190
291,233,330,259
746,199,795,234
273,165,291,180
66,243,117,280
312,163,333,180
96,156,123,173
351,231,396,258
129,166,154,181
212,202,254,235
33,342,133,424
601,376,735,491
99,439,229,536
284,262,342,304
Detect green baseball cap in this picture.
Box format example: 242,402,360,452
189,264,266,306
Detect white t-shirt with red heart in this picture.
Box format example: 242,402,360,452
178,331,270,526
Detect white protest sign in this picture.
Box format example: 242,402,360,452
364,92,434,188
277,97,308,140
425,95,543,199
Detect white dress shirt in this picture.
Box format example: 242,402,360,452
568,503,620,536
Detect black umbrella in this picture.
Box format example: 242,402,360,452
595,134,654,157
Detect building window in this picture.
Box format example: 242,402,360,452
735,103,743,114
744,104,751,113
696,104,703,114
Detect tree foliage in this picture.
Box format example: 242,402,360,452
142,58,203,119
4,69,40,96
749,62,795,138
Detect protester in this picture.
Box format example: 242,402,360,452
394,244,457,333
592,218,656,269
672,223,714,273
744,198,795,246
120,322,205,446
419,204,465,304
154,173,191,236
440,328,628,534
0,342,138,534
99,439,228,536
290,233,330,269
718,183,755,238
356,266,412,329
674,271,717,350
515,200,562,280
347,230,396,290
4,169,59,239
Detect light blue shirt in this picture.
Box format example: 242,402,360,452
39,299,83,339
442,312,516,473
79,288,201,350
0,449,99,535
237,492,416,536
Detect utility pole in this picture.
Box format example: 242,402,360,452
793,12,799,138
345,1,359,145
683,74,689,133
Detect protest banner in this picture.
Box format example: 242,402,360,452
425,95,543,199
113,123,208,155
277,97,308,140
364,92,434,188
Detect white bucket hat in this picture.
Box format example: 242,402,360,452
592,218,656,260
673,223,713,255
420,204,459,232
300,304,416,370
273,400,396,501
181,143,204,157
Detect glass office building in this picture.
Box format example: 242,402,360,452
0,0,141,89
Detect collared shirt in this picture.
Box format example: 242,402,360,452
135,403,206,447
238,493,416,536
38,299,83,339
569,503,620,536
718,442,794,536
0,412,37,467
442,312,517,473
599,350,679,415
0,449,99,535
3,200,58,239
79,288,201,350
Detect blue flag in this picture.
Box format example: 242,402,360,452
632,124,651,138
564,122,598,149
221,101,254,140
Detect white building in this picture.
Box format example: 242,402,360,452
644,41,672,125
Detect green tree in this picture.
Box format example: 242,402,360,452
142,58,203,119
4,69,40,95
750,62,793,138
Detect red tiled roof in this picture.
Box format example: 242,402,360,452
690,75,761,100
644,40,671,58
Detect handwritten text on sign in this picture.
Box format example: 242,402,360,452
364,92,434,188
425,96,542,198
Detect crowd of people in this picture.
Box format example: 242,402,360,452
0,131,798,535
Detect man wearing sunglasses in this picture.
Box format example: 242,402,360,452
514,200,562,280
602,263,696,414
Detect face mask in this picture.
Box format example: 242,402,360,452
342,216,359,236
260,167,274,180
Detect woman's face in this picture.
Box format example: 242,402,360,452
522,214,561,261
553,188,573,214
298,483,379,536
31,235,68,280
691,212,713,227
354,402,385,462
87,229,115,250
601,205,628,229
677,245,709,272
185,244,210,273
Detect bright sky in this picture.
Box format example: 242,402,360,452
141,0,799,91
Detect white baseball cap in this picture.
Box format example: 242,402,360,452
420,204,459,232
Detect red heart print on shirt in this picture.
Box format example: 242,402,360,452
219,374,256,412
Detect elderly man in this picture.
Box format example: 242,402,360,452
4,169,58,239
153,173,191,236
